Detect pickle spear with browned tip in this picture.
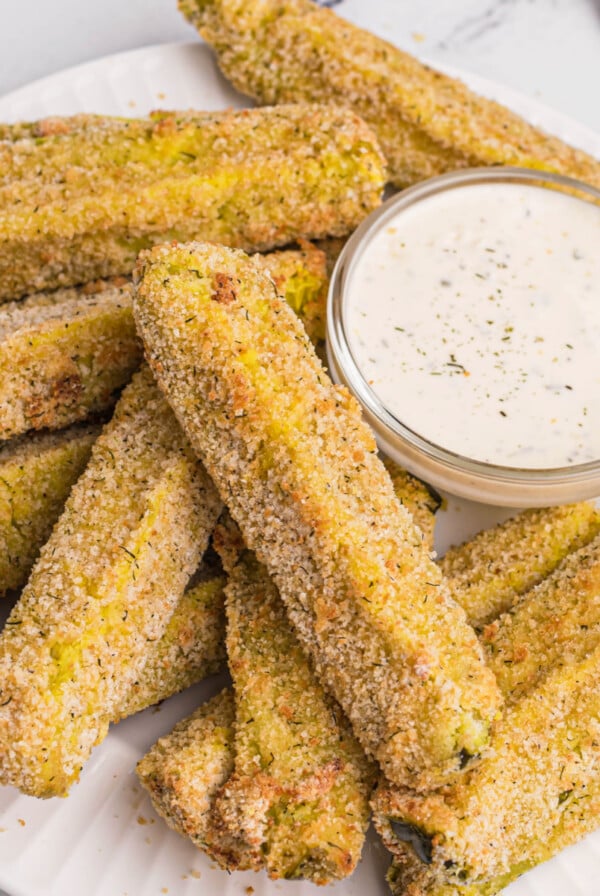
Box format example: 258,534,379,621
137,688,236,848
133,240,501,792
0,279,140,440
0,245,330,441
374,533,600,890
208,513,375,882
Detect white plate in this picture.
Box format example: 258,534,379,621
1,40,599,896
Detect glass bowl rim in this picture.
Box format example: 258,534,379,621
326,165,600,489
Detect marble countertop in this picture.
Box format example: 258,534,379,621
1,0,599,133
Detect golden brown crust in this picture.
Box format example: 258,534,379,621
382,457,441,551
116,572,227,720
0,367,222,796
137,689,235,847
0,106,384,301
442,503,600,627
133,240,501,791
180,0,600,189
374,534,600,884
0,280,141,440
208,517,375,882
0,423,99,596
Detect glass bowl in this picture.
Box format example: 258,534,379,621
326,167,600,507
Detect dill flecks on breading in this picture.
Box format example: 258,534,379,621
374,534,600,890
180,0,600,190
0,106,385,301
0,367,222,797
133,240,501,792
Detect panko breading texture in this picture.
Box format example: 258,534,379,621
0,423,99,596
0,106,385,301
481,534,600,703
208,515,375,883
376,648,600,886
117,572,227,721
180,0,600,189
132,241,501,791
374,534,600,888
137,689,236,847
442,502,600,628
0,245,330,442
0,366,222,797
0,279,140,441
382,458,441,552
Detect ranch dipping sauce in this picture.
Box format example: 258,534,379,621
344,180,600,470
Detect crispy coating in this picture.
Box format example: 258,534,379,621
0,279,140,440
382,458,441,552
0,106,384,301
0,367,222,797
385,791,600,896
375,645,600,884
180,0,600,190
257,240,328,345
441,503,600,628
0,423,99,596
374,533,600,885
137,688,235,847
117,571,226,720
209,515,375,882
481,534,600,703
132,240,501,791
0,247,330,441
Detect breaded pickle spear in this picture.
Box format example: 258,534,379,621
133,241,501,791
0,279,140,440
117,571,226,721
0,423,99,596
208,514,374,882
180,0,600,190
138,475,427,867
137,688,236,848
385,776,600,896
382,458,441,551
0,246,330,441
0,106,385,301
481,534,600,703
441,503,600,628
122,458,435,721
375,645,600,886
0,366,222,797
374,533,600,886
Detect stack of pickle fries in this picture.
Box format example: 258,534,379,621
1,1,600,892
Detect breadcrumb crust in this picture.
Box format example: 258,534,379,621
133,240,501,791
374,534,600,885
0,423,99,596
180,0,600,190
137,689,235,846
0,367,222,796
0,106,385,300
209,515,375,882
442,503,600,627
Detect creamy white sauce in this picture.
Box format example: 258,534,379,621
345,182,600,469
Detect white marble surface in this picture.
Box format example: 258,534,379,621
1,0,599,132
